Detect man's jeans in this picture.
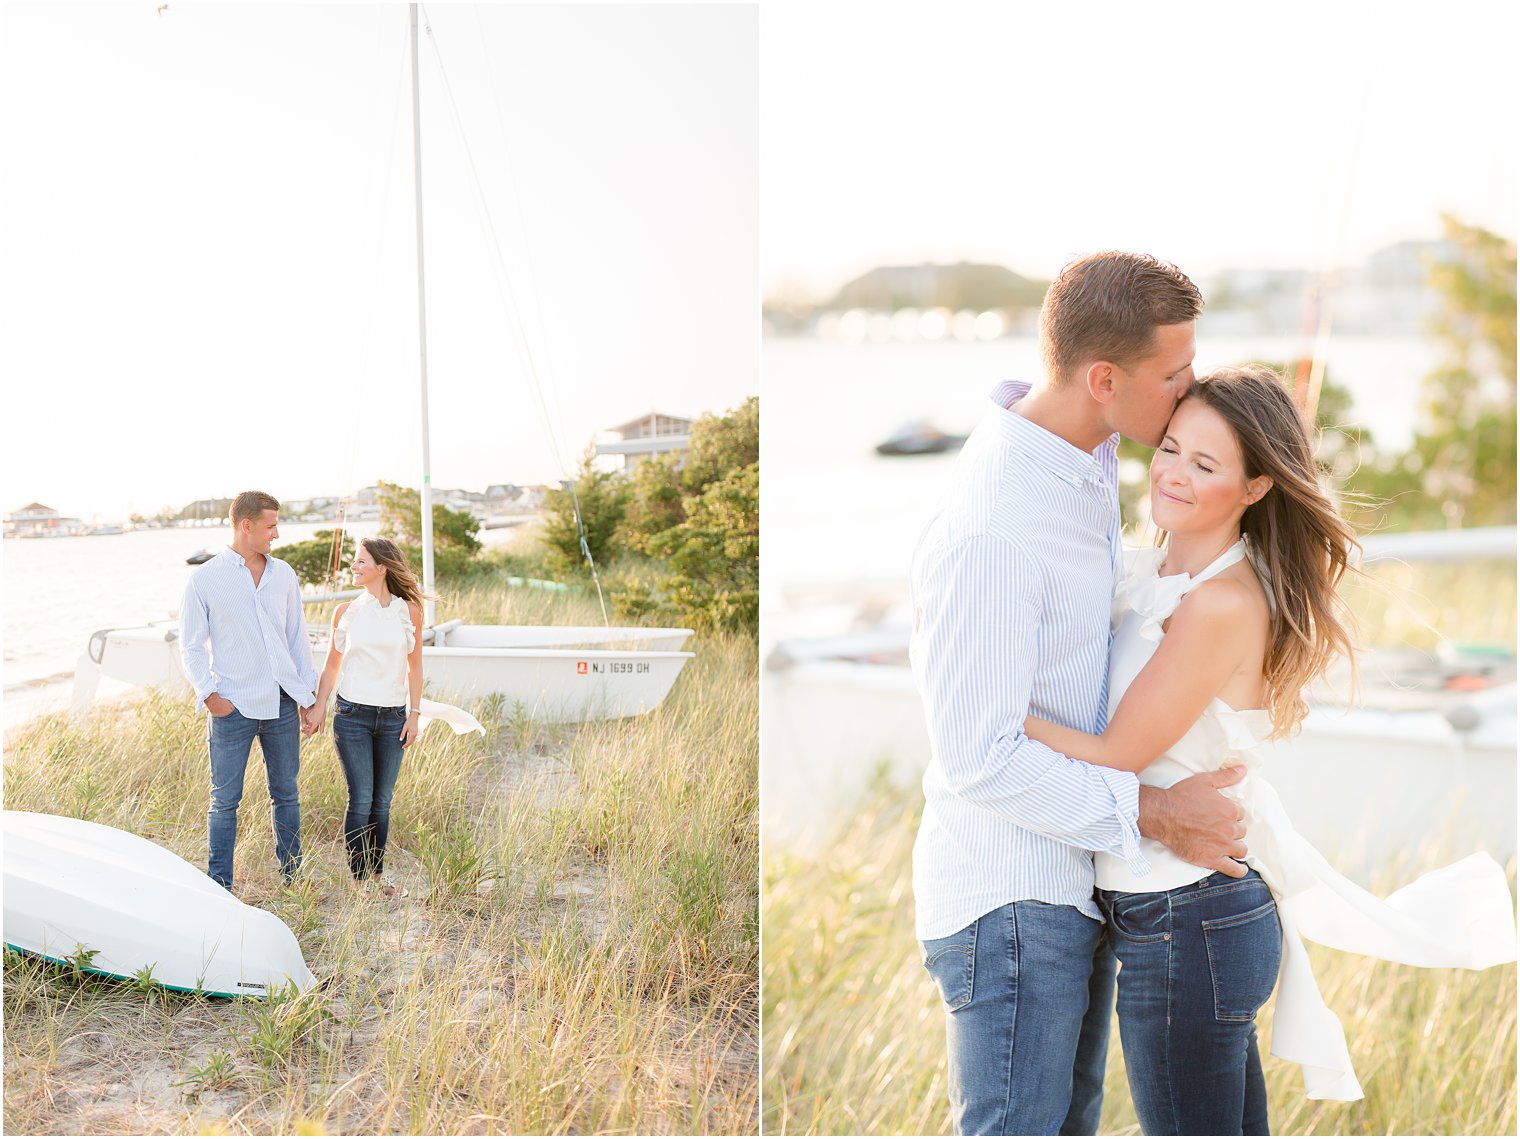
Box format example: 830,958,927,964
921,900,1116,1136
331,695,407,880
1097,870,1282,1136
207,692,302,889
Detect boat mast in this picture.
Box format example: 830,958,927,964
409,2,436,627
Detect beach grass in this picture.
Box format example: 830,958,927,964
3,576,757,1135
760,782,1517,1136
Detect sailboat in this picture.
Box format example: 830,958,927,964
74,7,694,725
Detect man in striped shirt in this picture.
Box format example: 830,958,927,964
181,491,319,891
911,252,1249,1135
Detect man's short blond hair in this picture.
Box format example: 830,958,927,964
1039,252,1202,385
230,491,280,528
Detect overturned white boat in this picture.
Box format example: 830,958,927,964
2,811,316,998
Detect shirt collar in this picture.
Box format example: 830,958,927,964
223,545,245,567
988,380,1118,488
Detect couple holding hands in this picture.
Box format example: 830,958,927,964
180,491,456,900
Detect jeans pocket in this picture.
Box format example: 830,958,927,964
1102,890,1172,945
921,921,977,1012
1202,898,1282,1022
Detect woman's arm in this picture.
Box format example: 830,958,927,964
400,601,424,746
305,603,349,732
1023,580,1257,773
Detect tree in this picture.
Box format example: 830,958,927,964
680,397,758,494
280,530,356,588
607,397,760,634
539,451,629,574
647,461,759,633
617,454,687,555
1345,218,1516,531
377,481,481,579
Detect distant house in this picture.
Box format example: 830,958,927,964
5,502,87,538
594,412,695,472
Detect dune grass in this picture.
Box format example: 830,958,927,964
760,782,1517,1136
3,579,757,1135
1340,555,1517,653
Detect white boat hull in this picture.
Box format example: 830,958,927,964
763,658,1518,868
2,811,316,998
414,643,693,722
74,621,694,724
434,623,692,652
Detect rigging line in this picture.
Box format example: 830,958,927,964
420,8,612,625
420,14,570,479
1299,3,1383,426
468,3,577,470
332,24,412,585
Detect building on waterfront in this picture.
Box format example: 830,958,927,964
4,502,87,538
594,412,695,473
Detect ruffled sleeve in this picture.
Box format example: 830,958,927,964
1122,547,1189,644
333,603,353,652
394,598,417,653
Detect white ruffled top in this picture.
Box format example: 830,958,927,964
1095,540,1517,1101
334,590,416,708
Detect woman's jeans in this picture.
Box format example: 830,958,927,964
332,695,407,879
1098,869,1283,1136
920,900,1116,1135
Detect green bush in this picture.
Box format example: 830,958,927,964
376,481,483,581
280,530,357,589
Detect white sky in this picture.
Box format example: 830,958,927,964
761,1,1518,300
2,3,758,521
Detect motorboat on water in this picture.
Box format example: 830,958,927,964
874,419,968,456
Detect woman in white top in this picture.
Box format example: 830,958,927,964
1022,365,1515,1134
305,538,425,897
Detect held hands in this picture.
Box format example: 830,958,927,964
301,703,325,737
399,711,420,749
1138,766,1249,878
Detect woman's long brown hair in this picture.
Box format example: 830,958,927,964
1181,365,1361,736
360,537,434,610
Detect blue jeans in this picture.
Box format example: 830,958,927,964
332,695,407,879
207,692,302,889
1098,870,1282,1136
921,901,1116,1135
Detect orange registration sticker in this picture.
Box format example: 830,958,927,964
576,661,588,675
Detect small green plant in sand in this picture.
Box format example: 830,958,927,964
173,1050,239,1098
244,984,336,1073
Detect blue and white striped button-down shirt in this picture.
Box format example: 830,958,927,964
179,547,318,719
910,381,1150,938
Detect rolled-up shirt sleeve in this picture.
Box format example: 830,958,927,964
913,532,1149,877
179,575,216,705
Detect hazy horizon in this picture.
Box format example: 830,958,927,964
762,2,1517,299
2,4,758,522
